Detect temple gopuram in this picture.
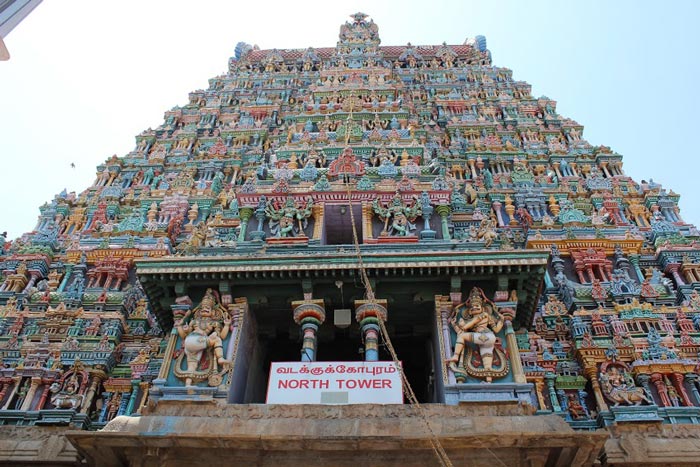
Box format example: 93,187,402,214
2,12,700,466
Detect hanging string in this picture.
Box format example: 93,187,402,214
338,115,453,466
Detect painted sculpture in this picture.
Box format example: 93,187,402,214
174,289,231,387
448,287,509,383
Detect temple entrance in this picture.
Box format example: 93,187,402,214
245,294,437,404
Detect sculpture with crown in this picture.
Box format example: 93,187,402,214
174,288,232,387
447,287,509,383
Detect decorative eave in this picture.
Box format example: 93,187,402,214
134,248,549,277
135,248,549,331
526,238,644,256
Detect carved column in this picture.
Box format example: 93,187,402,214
37,379,53,409
435,205,451,240
292,298,325,362
157,302,192,381
117,391,130,417
0,381,9,406
22,272,40,294
685,374,700,406
629,255,645,283
135,381,150,415
671,373,693,407
362,202,374,242
355,300,388,362
544,373,561,411
237,207,253,242
585,366,609,413
57,264,73,292
492,201,504,227
552,162,562,178
666,264,685,287
125,380,140,415
534,379,548,411
81,372,105,414
1,377,21,410
99,392,111,422
19,377,41,411
500,308,526,384
437,296,456,385
311,204,324,241
651,373,671,407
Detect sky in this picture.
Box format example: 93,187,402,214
1,0,699,239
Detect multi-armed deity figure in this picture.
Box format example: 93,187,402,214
265,197,314,238
372,193,422,237
175,288,232,387
448,287,508,382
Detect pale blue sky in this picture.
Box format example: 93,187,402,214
1,0,698,238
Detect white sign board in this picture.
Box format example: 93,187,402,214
266,361,403,404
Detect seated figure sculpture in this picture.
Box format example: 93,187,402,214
599,361,652,406
448,287,508,382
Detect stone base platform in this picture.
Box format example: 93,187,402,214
67,401,606,467
603,423,700,466
0,425,82,465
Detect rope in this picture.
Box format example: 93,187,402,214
341,172,453,467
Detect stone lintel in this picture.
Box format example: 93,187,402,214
603,422,700,465
66,402,607,467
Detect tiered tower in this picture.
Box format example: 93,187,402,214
1,13,700,466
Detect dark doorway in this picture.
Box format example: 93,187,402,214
324,204,363,245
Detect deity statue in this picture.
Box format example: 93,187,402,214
599,361,652,406
174,289,232,387
49,365,85,410
447,287,508,382
372,193,422,237
566,393,587,419
265,197,314,238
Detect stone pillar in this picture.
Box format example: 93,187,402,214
544,373,561,411
437,296,456,385
672,373,693,407
37,380,53,409
435,205,451,240
500,308,526,384
81,373,104,414
291,298,325,362
22,272,40,294
651,373,670,407
136,381,150,415
125,380,140,415
117,391,130,416
57,264,73,292
467,158,477,179
237,207,253,242
492,201,505,227
19,377,41,411
1,377,21,410
666,264,685,287
629,255,645,283
534,379,548,411
585,366,609,413
355,300,388,362
157,302,192,381
0,381,9,406
99,392,111,422
685,374,700,406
